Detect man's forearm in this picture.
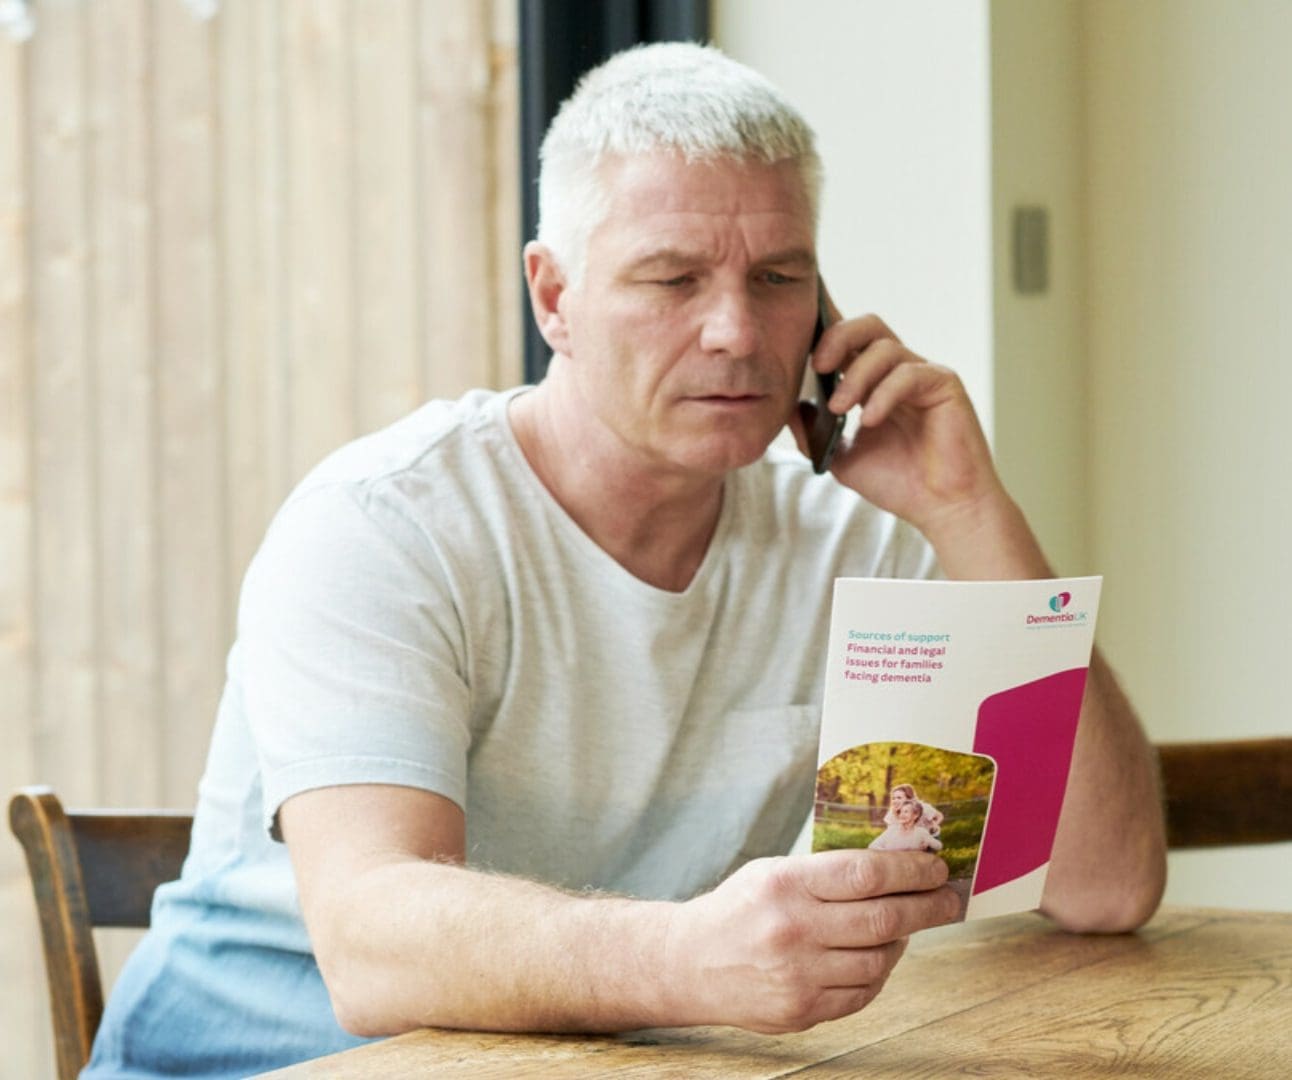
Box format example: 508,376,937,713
922,490,1052,582
287,785,960,1039
316,859,676,1036
922,491,1167,932
1040,651,1167,931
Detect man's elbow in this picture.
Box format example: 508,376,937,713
330,994,394,1040
1043,856,1167,935
309,904,427,1038
319,952,421,1039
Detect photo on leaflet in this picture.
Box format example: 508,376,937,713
813,741,996,920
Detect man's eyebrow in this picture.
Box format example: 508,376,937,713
623,248,708,273
623,247,817,273
756,248,817,269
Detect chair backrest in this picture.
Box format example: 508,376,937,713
8,786,192,1080
1157,738,1292,848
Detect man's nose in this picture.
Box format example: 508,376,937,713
698,289,760,358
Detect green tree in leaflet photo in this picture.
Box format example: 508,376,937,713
813,742,995,881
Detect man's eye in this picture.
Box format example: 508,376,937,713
653,275,694,287
761,270,799,285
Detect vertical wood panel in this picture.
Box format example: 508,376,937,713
490,0,522,387
0,0,35,800
0,28,50,1080
89,0,163,806
420,0,495,397
89,0,164,996
258,0,292,532
0,881,51,1080
2,2,522,1069
284,0,356,479
30,0,98,798
354,0,422,431
221,0,283,594
153,0,225,805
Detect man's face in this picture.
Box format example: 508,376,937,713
556,153,818,478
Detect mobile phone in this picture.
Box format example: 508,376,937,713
805,281,845,474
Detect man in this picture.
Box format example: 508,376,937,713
87,43,1165,1077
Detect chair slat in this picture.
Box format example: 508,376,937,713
69,812,193,927
8,786,193,1080
1158,738,1292,848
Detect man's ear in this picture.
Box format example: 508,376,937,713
524,242,573,356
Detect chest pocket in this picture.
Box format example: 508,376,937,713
728,702,816,862
706,703,821,884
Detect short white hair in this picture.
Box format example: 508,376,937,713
537,42,822,284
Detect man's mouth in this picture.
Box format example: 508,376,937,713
687,392,767,403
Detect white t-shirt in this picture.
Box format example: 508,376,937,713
169,387,937,941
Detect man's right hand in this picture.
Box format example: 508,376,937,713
284,785,958,1036
663,849,959,1033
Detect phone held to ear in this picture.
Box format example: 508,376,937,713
805,281,845,474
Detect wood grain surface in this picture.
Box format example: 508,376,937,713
261,907,1290,1078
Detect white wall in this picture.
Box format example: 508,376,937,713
712,0,996,435
718,0,1291,911
990,0,1089,576
1084,0,1292,908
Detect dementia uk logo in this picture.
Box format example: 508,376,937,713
1027,591,1089,628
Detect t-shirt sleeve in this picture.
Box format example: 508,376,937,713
236,482,471,840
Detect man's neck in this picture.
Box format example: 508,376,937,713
508,374,727,594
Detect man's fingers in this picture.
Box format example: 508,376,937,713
811,313,903,376
794,848,948,901
829,338,909,415
795,985,882,1029
814,885,961,948
790,955,906,1030
812,937,907,989
857,361,963,429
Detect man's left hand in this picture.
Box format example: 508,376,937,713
789,301,1007,549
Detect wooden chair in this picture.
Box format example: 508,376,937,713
8,785,193,1080
1157,738,1292,848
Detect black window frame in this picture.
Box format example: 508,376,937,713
519,0,709,383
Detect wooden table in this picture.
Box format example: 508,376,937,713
262,906,1292,1078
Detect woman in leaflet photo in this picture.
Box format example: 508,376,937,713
883,783,944,837
869,799,944,853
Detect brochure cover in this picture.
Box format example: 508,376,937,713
813,577,1102,921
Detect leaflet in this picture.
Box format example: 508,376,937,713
814,576,1102,921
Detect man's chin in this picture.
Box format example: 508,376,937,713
671,431,777,476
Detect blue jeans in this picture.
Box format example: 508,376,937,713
83,901,371,1078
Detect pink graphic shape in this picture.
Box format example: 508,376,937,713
971,668,1088,894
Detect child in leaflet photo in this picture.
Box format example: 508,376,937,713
871,788,943,852
869,800,943,853
882,783,944,837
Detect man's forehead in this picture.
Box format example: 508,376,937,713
598,151,813,219
590,152,815,264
